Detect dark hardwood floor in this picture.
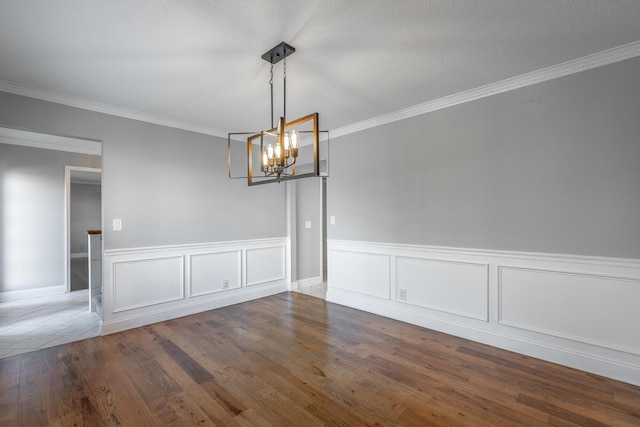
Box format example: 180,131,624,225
1,292,639,426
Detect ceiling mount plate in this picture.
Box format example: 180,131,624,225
261,42,296,64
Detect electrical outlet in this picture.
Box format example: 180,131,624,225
399,289,407,301
222,279,230,289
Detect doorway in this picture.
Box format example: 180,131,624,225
0,130,103,356
65,166,102,311
291,177,326,298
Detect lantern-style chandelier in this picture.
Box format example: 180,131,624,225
228,42,328,185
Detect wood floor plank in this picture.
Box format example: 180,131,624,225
223,408,273,427
0,356,21,426
18,348,53,426
50,350,106,427
153,350,243,425
158,339,214,384
0,385,19,426
155,391,218,426
88,334,160,426
3,291,640,426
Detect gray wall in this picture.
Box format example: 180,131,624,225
0,144,100,292
328,57,640,259
0,92,287,252
70,183,101,255
296,177,321,280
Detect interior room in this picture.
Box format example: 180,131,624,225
1,1,639,425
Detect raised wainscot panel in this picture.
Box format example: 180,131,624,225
330,250,390,299
246,246,286,286
190,250,241,297
113,256,184,312
396,256,489,321
499,266,640,355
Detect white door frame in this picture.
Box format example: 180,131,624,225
64,166,102,292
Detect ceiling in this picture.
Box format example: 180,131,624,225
1,1,639,138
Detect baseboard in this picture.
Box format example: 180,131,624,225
327,239,640,386
297,276,323,288
0,285,66,302
102,283,287,335
71,252,88,259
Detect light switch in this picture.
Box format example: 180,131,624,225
330,216,335,225
113,218,123,231
305,221,311,229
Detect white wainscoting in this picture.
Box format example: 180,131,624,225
327,239,640,386
396,256,489,321
330,249,390,299
103,238,289,334
498,266,640,356
246,246,286,286
113,256,184,312
190,250,241,297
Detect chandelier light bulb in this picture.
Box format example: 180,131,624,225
267,144,275,166
290,129,299,158
284,133,291,158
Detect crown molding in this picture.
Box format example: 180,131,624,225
0,126,102,155
0,80,228,139
331,40,640,139
1,41,639,141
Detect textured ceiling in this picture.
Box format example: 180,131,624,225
1,0,639,137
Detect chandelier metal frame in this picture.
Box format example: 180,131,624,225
228,42,328,186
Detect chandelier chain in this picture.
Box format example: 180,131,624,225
283,57,287,121
269,63,274,129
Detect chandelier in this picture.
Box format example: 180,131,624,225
228,42,328,185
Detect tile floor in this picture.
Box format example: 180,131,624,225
0,289,101,358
